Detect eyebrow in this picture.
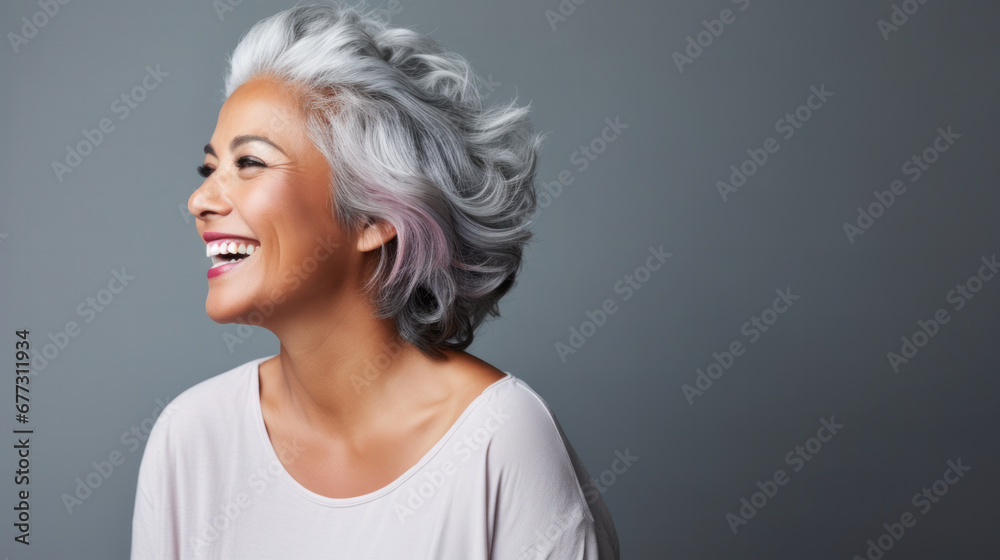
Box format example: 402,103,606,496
203,135,287,157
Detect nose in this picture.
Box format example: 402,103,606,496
188,170,233,221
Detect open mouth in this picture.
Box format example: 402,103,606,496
207,240,260,269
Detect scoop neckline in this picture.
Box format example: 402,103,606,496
248,354,515,507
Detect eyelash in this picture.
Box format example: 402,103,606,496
197,156,266,178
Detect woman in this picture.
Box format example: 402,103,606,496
131,2,619,558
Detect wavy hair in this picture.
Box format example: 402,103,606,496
223,1,545,357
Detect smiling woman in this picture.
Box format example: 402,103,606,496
189,76,343,303
129,2,619,559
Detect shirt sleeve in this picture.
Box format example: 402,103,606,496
485,387,620,560
130,402,179,560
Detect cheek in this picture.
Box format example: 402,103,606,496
238,175,325,229
240,179,344,266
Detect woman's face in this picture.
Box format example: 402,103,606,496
188,76,356,325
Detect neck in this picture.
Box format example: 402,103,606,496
260,291,449,441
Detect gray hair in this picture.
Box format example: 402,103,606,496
223,1,545,357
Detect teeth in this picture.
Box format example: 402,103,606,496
205,239,260,259
209,249,257,268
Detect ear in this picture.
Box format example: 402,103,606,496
356,220,397,252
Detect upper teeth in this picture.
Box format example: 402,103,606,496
206,241,259,257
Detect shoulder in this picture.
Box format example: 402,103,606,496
134,356,268,503
143,356,264,449
472,375,590,503
477,375,563,449
438,349,509,399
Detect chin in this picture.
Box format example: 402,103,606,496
204,285,267,326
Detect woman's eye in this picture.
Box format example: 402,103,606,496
236,156,266,169
196,157,265,178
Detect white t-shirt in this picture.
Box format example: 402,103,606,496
130,355,620,559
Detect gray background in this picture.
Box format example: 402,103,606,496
1,0,998,558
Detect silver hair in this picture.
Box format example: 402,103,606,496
223,1,546,357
